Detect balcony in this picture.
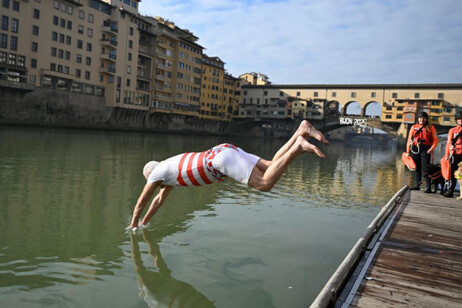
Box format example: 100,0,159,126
100,53,116,62
139,46,153,57
100,39,117,48
154,93,173,101
99,66,116,75
101,24,118,35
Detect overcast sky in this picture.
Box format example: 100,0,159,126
139,0,462,85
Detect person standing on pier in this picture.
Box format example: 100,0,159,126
443,111,462,198
406,112,438,192
129,120,328,229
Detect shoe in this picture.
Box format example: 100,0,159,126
424,187,432,193
444,190,454,198
410,186,420,190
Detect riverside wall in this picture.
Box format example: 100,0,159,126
0,87,232,135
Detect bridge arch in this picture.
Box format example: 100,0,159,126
342,101,361,116
364,101,382,117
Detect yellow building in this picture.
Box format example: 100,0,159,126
381,98,456,126
223,73,241,121
148,17,203,117
200,55,225,120
239,72,270,86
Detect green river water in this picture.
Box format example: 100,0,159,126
0,126,412,307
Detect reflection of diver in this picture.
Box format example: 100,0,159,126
130,230,215,308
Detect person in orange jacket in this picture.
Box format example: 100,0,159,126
443,111,462,197
406,112,438,192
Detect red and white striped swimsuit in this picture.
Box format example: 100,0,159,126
147,144,239,186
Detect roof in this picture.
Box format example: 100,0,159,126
242,83,462,90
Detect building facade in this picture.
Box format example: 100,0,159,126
0,0,240,123
200,54,225,120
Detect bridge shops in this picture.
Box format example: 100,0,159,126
239,83,462,128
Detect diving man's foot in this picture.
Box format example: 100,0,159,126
296,136,326,158
298,120,329,144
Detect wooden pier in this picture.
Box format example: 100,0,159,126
311,186,462,308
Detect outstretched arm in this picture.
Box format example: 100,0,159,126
140,185,174,226
130,182,159,228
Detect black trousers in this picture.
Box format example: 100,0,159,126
410,144,431,187
448,153,462,191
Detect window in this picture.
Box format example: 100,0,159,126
1,33,7,48
78,25,84,34
88,14,94,23
59,34,64,43
53,16,59,25
128,53,132,61
129,27,133,35
332,92,337,97
85,71,90,80
77,40,83,49
67,6,73,15
86,43,92,51
54,1,59,9
397,115,403,119
392,92,398,98
31,58,37,68
414,93,420,99
128,40,133,48
351,92,356,98
76,54,82,63
32,42,38,52
438,93,444,99
87,28,93,37
60,18,65,28
3,0,10,8
66,36,71,45
296,91,300,96
127,66,131,74
1,16,8,30
279,91,283,97
33,25,39,36
86,56,91,65
10,36,17,50
52,31,57,41
314,92,318,97
75,69,81,78
126,78,130,87
385,115,392,119
79,10,84,20
371,92,376,98
65,51,70,60
67,21,72,30
12,1,18,11
58,49,63,59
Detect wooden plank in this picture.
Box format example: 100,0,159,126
346,191,462,308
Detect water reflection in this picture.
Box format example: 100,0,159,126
130,230,215,307
0,126,413,307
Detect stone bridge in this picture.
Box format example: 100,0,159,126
226,116,451,141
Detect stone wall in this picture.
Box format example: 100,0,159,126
0,87,226,135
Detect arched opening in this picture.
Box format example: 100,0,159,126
364,101,382,118
343,101,361,116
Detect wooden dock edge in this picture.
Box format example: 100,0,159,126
310,185,410,308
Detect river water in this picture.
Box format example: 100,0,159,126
0,126,413,307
